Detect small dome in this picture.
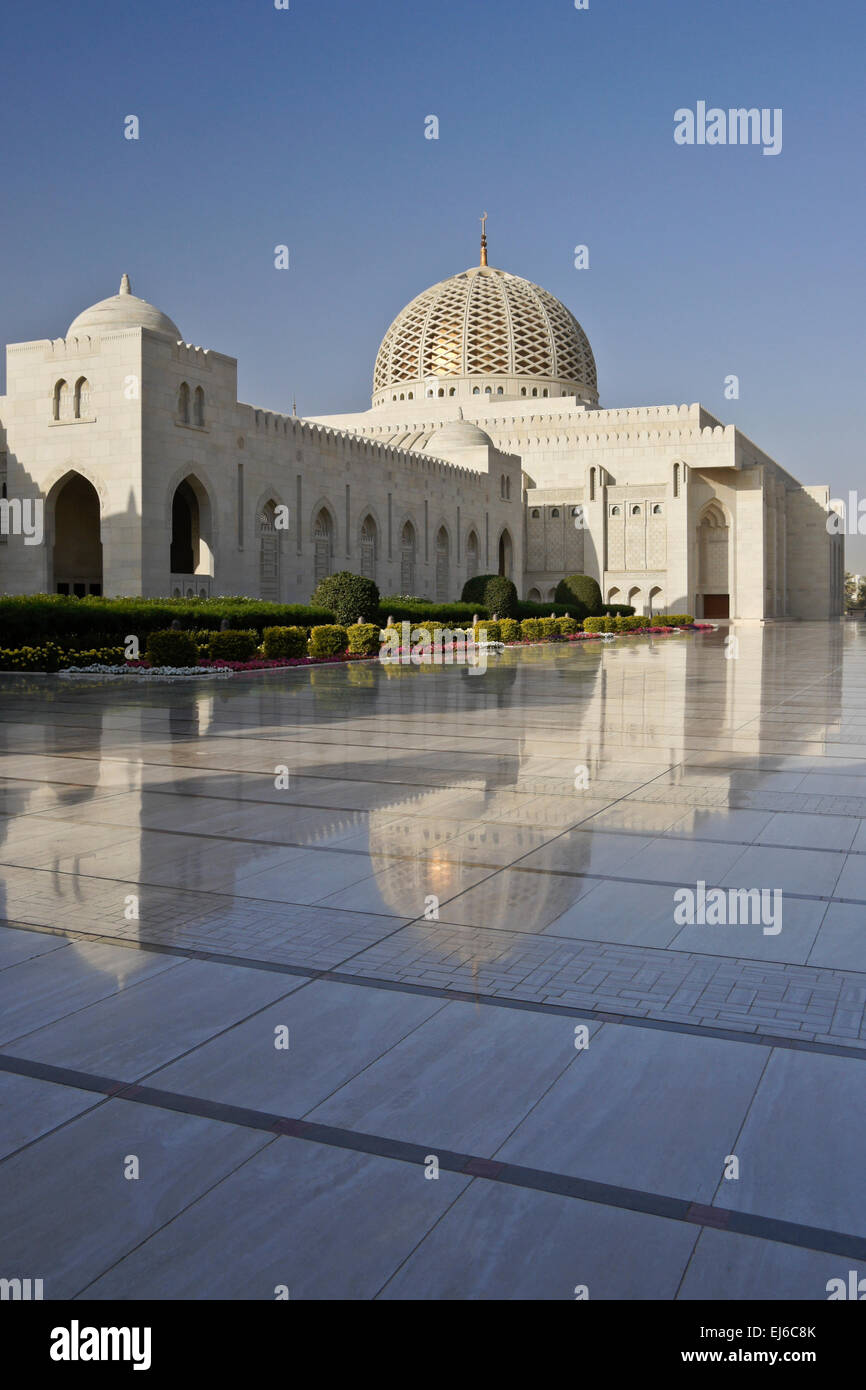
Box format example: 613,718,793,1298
424,409,494,455
67,274,181,340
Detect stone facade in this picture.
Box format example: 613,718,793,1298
0,264,843,621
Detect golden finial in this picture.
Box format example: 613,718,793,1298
480,212,488,266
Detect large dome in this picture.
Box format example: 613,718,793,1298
372,254,598,408
67,274,181,340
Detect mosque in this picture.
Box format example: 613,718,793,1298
0,224,843,620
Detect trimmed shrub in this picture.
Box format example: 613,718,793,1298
0,642,66,672
520,618,544,641
583,616,615,633
461,573,499,605
346,622,381,655
614,615,644,632
206,629,258,662
557,616,580,636
262,625,308,659
499,618,521,643
65,646,127,667
308,624,348,658
146,630,199,666
311,572,379,627
537,617,558,640
554,574,603,618
483,575,519,618
653,613,694,627
473,621,501,644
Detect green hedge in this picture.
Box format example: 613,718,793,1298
473,622,501,643
206,630,258,662
378,599,482,625
498,618,521,642
520,618,543,641
308,624,348,657
146,630,199,666
557,616,580,636
262,625,309,659
0,595,335,646
514,601,573,619
602,604,636,617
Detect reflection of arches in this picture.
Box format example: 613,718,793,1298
50,472,102,595
359,514,378,581
497,528,513,578
170,475,213,577
400,520,417,594
313,506,334,582
259,500,281,601
466,528,479,579
435,525,450,599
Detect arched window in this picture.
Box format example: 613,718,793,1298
610,504,622,517
497,387,504,395
466,529,479,578
359,515,378,581
435,525,450,599
313,508,334,582
521,388,527,396
543,389,549,397
551,507,559,518
530,508,540,519
408,392,414,399
506,477,511,500
178,382,190,424
472,387,480,396
448,388,456,397
53,380,68,421
74,377,91,418
259,500,281,600
438,388,445,397
652,503,664,515
193,387,205,426
531,388,538,397
631,504,642,516
400,521,416,594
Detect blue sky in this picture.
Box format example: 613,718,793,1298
3,0,864,560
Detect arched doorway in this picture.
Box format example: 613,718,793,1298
628,585,643,615
649,585,664,618
170,476,213,587
313,508,334,582
698,500,730,618
259,500,281,601
400,521,416,594
51,473,102,595
359,515,378,581
498,528,513,577
435,526,450,599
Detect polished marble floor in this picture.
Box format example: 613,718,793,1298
1,621,866,1298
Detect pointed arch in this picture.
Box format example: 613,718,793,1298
311,500,337,583
47,470,102,595
435,522,450,599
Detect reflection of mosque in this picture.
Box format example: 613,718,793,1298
0,627,849,970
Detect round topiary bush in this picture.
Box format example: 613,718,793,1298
310,572,379,627
206,630,258,662
482,575,519,618
554,574,603,619
460,573,498,605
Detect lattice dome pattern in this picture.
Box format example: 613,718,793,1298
373,265,597,398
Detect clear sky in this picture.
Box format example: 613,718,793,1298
3,0,864,562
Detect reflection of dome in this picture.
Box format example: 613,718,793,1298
373,238,597,406
423,409,493,456
67,274,182,340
